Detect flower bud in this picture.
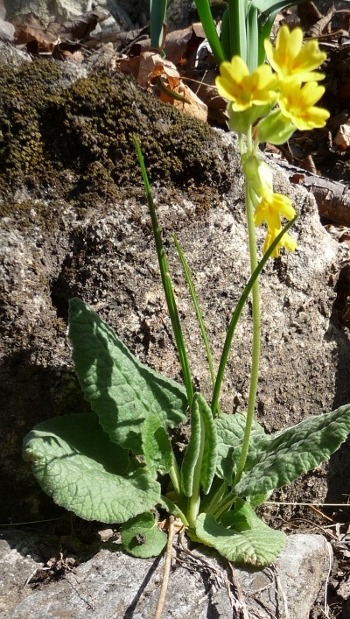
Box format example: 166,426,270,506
257,109,296,145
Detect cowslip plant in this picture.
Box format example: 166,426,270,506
23,27,350,567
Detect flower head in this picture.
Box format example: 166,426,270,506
263,226,297,258
254,191,297,258
216,56,278,112
278,80,330,130
264,25,326,82
254,191,296,230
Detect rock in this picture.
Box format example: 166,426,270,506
0,529,330,619
3,0,148,30
0,17,14,42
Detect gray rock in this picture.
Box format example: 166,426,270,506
3,0,148,29
0,531,330,619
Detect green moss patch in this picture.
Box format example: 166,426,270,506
0,59,233,212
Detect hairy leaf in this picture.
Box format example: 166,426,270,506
142,413,173,475
215,413,265,484
121,512,167,558
236,405,350,497
180,393,217,496
23,413,161,523
199,393,217,494
68,298,188,454
180,393,201,497
195,502,286,566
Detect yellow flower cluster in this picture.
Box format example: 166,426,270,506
215,25,330,257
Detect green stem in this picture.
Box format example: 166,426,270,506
232,128,261,487
212,490,237,520
169,455,181,497
134,137,193,405
174,235,215,389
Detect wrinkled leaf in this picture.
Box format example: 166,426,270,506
23,412,161,524
195,502,286,566
181,393,217,496
199,394,217,494
121,512,167,558
236,405,350,497
68,298,187,454
215,413,265,484
142,413,173,475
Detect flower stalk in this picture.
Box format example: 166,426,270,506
215,25,330,476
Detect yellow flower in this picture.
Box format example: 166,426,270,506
254,192,296,231
278,80,330,130
216,56,278,111
254,192,297,258
263,226,297,258
264,25,326,82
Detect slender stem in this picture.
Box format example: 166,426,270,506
154,516,175,619
174,235,215,389
212,490,237,520
232,127,261,487
168,455,181,497
134,137,193,405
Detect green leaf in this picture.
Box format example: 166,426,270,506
142,413,173,475
180,394,202,497
150,0,167,49
215,413,265,484
68,298,188,454
180,393,217,496
195,502,286,566
236,405,350,497
199,394,218,494
194,0,226,66
121,512,167,558
252,0,311,14
23,413,161,523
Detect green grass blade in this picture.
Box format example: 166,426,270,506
194,0,226,66
246,5,259,71
133,137,193,405
150,0,167,49
257,10,278,65
228,0,248,63
211,216,297,415
221,9,231,61
173,235,215,388
252,0,313,13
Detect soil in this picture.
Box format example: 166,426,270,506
0,43,350,618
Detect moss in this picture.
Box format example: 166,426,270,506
0,59,232,213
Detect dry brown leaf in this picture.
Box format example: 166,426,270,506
164,24,205,66
137,51,179,88
10,12,58,52
52,43,84,63
160,81,207,121
186,69,227,124
118,55,142,80
306,4,335,38
334,122,350,151
51,11,109,42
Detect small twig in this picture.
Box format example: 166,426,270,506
153,516,175,619
323,539,333,618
